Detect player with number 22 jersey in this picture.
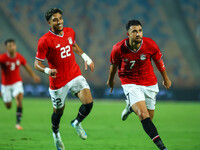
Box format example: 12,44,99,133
34,8,95,150
36,27,81,89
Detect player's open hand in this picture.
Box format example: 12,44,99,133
33,75,41,83
162,79,171,89
49,69,58,78
107,80,115,93
85,61,95,72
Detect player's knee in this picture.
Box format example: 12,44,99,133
138,110,149,120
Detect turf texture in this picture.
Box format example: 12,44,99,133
0,98,200,150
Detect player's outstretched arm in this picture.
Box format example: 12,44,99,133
155,59,171,89
24,64,41,83
107,65,118,93
34,59,57,78
72,43,94,72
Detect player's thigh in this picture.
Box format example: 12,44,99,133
77,89,92,104
49,86,69,110
12,82,24,101
69,76,92,104
132,101,150,120
122,84,145,107
142,84,159,110
1,84,12,103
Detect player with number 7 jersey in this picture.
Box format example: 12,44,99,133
107,20,171,150
110,37,162,86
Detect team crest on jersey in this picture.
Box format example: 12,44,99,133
16,60,20,66
140,54,146,60
68,37,73,45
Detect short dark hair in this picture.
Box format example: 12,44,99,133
45,8,63,21
126,20,142,31
5,39,15,46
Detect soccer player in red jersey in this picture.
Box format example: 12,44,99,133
0,39,41,130
34,8,94,150
107,20,171,150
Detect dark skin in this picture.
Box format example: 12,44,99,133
34,12,94,114
107,25,171,120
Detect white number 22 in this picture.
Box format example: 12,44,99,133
129,60,136,69
60,45,71,58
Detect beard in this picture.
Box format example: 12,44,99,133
134,38,142,44
53,24,63,33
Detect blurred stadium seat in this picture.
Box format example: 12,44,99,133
0,0,199,99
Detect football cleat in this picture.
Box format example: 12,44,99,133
15,124,23,130
71,120,87,140
121,100,132,121
52,132,65,150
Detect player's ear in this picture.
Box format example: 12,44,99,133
47,21,51,26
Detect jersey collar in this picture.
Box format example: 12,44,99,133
125,39,143,53
6,52,17,59
49,29,64,37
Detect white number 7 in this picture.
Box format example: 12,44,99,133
129,60,136,69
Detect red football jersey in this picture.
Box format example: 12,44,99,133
0,52,27,85
110,37,162,86
35,27,82,90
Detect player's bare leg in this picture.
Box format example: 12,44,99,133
132,101,167,150
71,88,93,140
15,93,23,130
52,106,65,150
148,109,155,121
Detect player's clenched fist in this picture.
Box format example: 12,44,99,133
85,61,94,72
106,80,115,93
49,69,58,78
162,79,172,89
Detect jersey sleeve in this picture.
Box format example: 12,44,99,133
110,46,121,66
0,54,5,63
151,40,163,63
35,38,48,61
71,28,76,45
19,54,27,65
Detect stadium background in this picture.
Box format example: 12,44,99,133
0,0,200,101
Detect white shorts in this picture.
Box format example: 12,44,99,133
1,81,24,103
49,75,90,109
122,83,159,110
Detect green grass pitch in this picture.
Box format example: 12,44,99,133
0,98,200,150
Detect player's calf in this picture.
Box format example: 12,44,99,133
52,112,63,133
16,107,23,130
141,117,167,150
71,102,93,140
74,102,93,123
